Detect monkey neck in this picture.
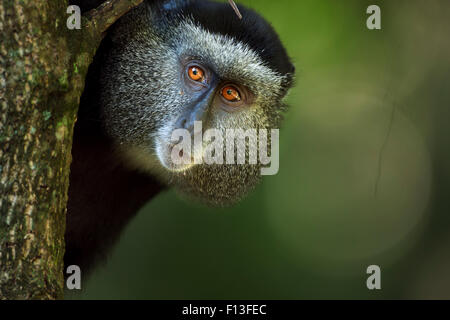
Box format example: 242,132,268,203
65,120,163,272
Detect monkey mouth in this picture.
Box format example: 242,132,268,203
155,138,197,173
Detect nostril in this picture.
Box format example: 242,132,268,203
186,124,195,134
175,116,189,130
176,115,196,134
183,119,195,133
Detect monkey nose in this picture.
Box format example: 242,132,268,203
175,106,207,134
174,114,194,133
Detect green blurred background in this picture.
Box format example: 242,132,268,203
69,0,450,299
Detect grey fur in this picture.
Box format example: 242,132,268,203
99,2,294,205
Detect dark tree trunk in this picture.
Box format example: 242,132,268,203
0,0,142,300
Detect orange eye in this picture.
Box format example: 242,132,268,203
188,66,205,82
222,86,241,102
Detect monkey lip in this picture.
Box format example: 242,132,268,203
156,140,196,173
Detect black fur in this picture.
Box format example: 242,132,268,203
65,31,163,272
171,1,295,76
66,1,163,273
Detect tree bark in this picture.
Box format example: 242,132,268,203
0,0,142,300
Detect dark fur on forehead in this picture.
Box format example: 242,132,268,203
151,0,295,77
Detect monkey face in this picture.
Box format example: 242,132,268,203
154,56,257,172
99,2,294,205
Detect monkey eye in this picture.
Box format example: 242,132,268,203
188,66,206,82
221,85,241,103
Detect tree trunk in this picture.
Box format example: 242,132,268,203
0,0,142,300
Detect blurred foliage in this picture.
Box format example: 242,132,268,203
69,0,450,299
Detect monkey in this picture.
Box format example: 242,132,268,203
65,0,295,273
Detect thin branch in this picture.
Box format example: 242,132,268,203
84,0,144,38
374,100,396,198
228,0,243,19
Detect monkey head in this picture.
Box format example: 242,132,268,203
99,0,295,205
